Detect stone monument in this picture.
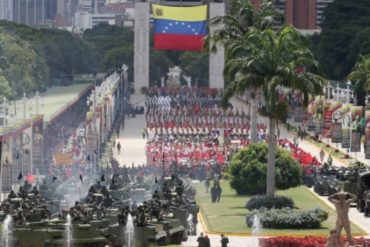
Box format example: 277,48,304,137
166,66,182,87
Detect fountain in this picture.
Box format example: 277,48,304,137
65,214,73,247
125,213,134,247
187,214,195,235
251,214,262,234
1,215,13,247
247,214,262,247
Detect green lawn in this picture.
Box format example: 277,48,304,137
195,180,365,236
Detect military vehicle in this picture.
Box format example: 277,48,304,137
13,221,109,247
313,175,341,196
356,171,370,214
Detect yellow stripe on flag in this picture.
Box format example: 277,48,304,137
152,4,207,22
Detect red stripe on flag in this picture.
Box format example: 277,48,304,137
154,34,205,51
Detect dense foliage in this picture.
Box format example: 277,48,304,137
83,23,133,78
259,237,370,247
0,21,97,98
228,143,302,195
0,21,211,99
246,208,328,229
312,0,370,81
245,195,294,210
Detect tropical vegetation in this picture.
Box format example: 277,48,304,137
311,0,370,81
228,144,302,195
348,54,370,102
221,25,325,197
209,0,282,144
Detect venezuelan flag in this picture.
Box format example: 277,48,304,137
152,4,207,51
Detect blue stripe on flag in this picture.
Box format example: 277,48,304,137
153,19,207,36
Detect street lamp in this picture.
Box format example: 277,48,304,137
347,81,351,104
22,93,27,120
35,91,40,115
0,98,8,127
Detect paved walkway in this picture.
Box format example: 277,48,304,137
113,94,146,167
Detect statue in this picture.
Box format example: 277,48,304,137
327,192,357,245
351,115,361,133
342,115,351,130
325,229,342,247
183,75,192,88
166,66,182,87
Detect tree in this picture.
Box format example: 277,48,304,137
313,0,370,80
0,74,12,99
149,49,174,87
0,21,96,87
348,55,370,102
224,26,325,197
0,32,44,96
229,143,302,195
83,23,133,78
179,52,209,87
209,0,283,144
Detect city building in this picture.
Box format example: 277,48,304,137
13,0,46,26
0,0,13,21
316,0,334,27
250,0,334,29
45,0,57,21
74,12,124,31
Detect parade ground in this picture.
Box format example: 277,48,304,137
112,95,370,247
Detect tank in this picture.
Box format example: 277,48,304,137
12,221,109,247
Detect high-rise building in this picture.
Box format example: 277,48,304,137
316,0,334,27
250,0,334,29
13,0,45,26
285,0,316,29
0,0,13,21
45,0,57,21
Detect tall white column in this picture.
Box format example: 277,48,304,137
134,0,150,94
209,2,225,89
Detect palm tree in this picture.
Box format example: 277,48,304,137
223,26,326,197
209,0,282,143
348,55,370,105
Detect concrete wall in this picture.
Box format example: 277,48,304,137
134,1,150,94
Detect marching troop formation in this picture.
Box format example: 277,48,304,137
144,88,269,177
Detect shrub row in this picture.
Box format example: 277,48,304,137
246,208,328,229
245,195,294,210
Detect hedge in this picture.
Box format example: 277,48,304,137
246,195,294,210
246,208,328,229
